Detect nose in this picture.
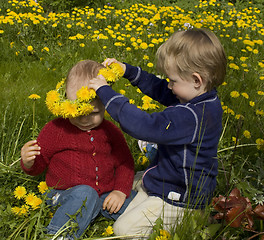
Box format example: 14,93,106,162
78,115,90,123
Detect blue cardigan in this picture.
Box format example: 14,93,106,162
96,63,223,209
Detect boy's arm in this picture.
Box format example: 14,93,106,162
95,86,197,145
123,63,179,106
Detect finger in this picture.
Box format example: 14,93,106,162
114,203,122,213
25,139,38,147
103,58,116,67
103,196,110,210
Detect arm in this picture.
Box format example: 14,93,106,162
102,58,178,106
91,85,197,145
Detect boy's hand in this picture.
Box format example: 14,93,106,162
89,75,108,91
103,190,126,214
21,140,41,169
102,58,126,73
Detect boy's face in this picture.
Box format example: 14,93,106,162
69,98,105,131
166,64,205,103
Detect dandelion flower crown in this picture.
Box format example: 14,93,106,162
45,63,124,118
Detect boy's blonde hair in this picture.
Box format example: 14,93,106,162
156,28,227,91
66,60,104,93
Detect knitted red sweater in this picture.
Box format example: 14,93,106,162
21,118,134,197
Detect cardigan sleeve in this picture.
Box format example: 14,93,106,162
21,120,61,176
104,120,134,197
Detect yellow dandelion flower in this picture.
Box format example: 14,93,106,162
229,63,239,70
159,229,171,238
25,193,36,206
147,62,154,68
51,102,63,116
243,39,254,47
139,42,148,49
241,92,249,99
27,45,33,52
119,89,126,95
78,104,94,116
141,156,149,165
30,196,42,210
61,101,78,118
109,63,124,78
243,130,251,139
56,80,65,90
257,91,264,96
77,87,96,102
256,138,264,150
38,181,48,194
240,57,248,62
102,226,114,236
256,109,264,116
19,205,29,215
249,101,255,107
46,90,60,103
28,94,41,100
11,206,21,215
14,186,27,199
98,68,115,82
230,91,240,98
143,55,149,60
129,99,135,104
235,114,243,119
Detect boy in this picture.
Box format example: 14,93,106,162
89,28,227,237
21,60,135,239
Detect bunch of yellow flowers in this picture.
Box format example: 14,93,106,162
11,181,48,216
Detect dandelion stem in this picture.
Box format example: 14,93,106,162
218,143,257,153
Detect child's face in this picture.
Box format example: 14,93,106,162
166,65,205,103
69,98,105,131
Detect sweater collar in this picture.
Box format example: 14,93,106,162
188,89,218,105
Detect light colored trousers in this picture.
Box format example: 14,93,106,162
113,173,187,239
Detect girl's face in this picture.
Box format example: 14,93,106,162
69,98,105,131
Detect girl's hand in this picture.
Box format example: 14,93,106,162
102,58,126,73
21,140,41,169
103,190,126,214
89,75,108,92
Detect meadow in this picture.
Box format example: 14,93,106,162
0,0,263,239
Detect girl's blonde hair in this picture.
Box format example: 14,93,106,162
66,60,104,93
156,28,227,91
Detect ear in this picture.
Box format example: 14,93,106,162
192,73,203,88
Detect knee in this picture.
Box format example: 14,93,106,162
113,217,130,236
70,185,99,202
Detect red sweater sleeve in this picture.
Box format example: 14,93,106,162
21,120,60,176
104,120,134,197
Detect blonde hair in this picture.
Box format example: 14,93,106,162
156,28,227,91
66,60,104,93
